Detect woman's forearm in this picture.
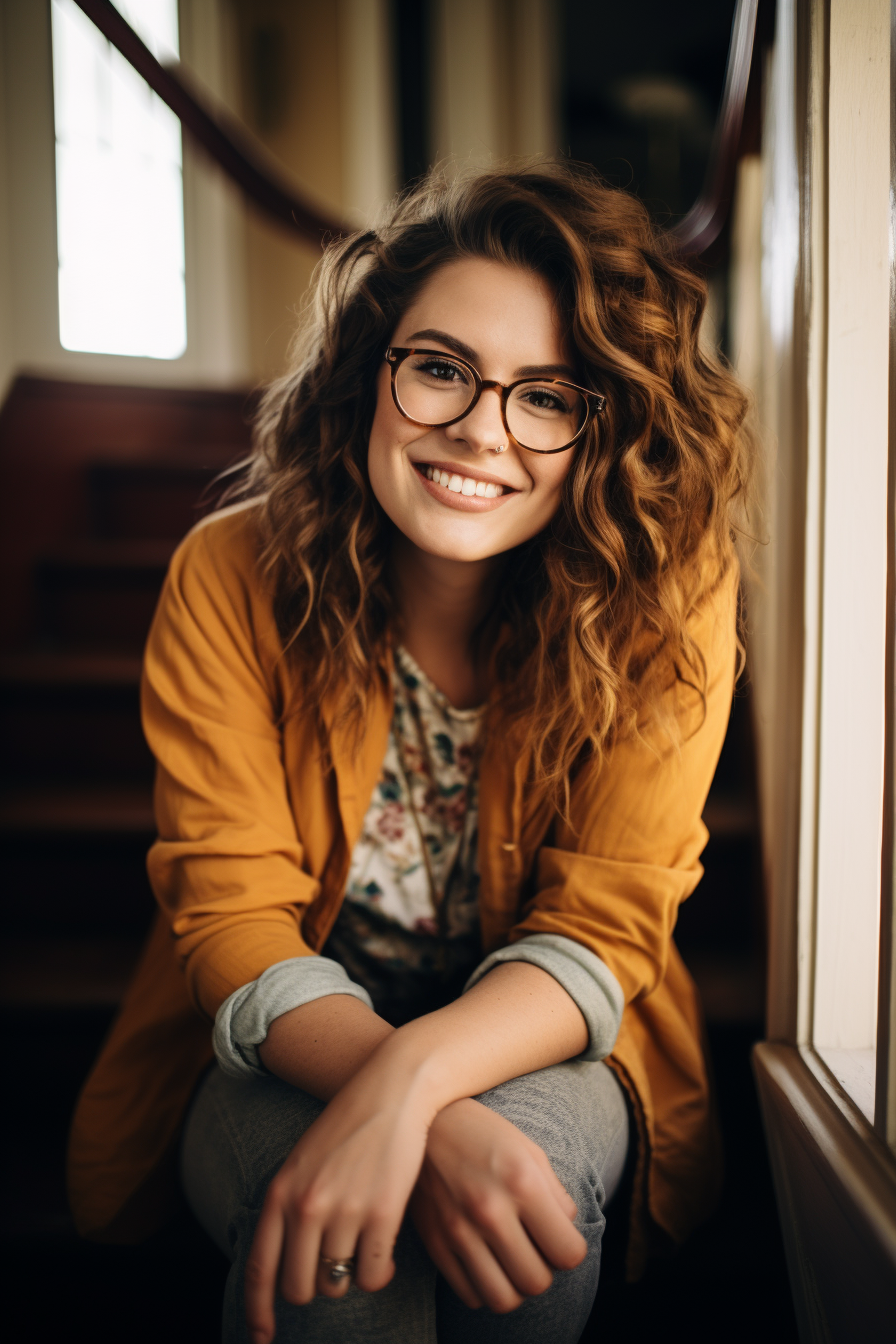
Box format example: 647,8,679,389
258,994,395,1099
377,961,589,1117
258,960,588,1115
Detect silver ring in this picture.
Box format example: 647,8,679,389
319,1255,355,1282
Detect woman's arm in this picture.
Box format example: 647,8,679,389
259,958,586,1100
246,960,589,1340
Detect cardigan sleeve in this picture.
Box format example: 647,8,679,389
506,560,740,1008
142,508,320,1021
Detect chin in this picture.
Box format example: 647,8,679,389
412,532,506,563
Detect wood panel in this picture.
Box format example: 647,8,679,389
0,375,255,648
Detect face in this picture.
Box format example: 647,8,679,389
367,258,579,564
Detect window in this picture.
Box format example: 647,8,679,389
50,0,186,359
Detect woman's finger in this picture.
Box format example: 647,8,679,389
531,1147,579,1221
519,1179,587,1272
353,1204,402,1293
244,1200,286,1343
277,1206,327,1307
473,1200,555,1298
426,1231,484,1311
316,1237,359,1300
450,1219,526,1315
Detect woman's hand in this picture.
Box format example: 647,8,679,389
409,1096,587,1314
245,961,591,1337
244,1074,432,1344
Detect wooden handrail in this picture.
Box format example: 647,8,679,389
74,0,757,258
671,0,760,255
73,0,348,243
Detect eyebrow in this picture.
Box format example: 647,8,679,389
403,328,579,382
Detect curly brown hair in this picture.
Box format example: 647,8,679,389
244,162,750,799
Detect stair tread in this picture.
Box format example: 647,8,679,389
0,936,143,1007
38,538,176,570
90,448,243,472
0,785,154,833
0,650,142,686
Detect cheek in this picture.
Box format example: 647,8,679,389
367,371,422,506
528,457,573,504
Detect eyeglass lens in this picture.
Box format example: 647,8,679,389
394,352,587,453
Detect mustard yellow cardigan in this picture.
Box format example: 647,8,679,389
68,501,737,1276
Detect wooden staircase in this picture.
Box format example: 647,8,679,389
0,374,786,1342
0,466,249,1013
0,379,251,1289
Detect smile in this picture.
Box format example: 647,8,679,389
415,463,512,498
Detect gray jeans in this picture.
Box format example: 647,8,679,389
181,1059,630,1344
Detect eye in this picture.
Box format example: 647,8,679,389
411,356,472,386
518,384,570,414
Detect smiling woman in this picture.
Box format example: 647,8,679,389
368,262,586,567
68,163,752,1344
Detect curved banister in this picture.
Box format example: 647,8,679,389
74,0,758,257
671,0,759,255
73,0,348,243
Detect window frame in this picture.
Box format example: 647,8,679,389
748,0,896,1332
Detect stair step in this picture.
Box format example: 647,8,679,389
0,651,151,782
702,793,758,840
0,786,156,935
35,540,175,649
88,457,238,540
0,936,143,1008
0,650,142,686
0,784,155,834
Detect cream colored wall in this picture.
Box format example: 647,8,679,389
232,0,344,382
0,0,14,404
230,0,401,382
430,0,559,167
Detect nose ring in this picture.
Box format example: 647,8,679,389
491,443,507,455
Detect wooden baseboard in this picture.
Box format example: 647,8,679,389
752,1042,896,1343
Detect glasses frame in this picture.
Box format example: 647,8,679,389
385,347,606,455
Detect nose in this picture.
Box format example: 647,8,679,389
444,385,507,455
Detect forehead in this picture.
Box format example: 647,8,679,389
397,259,566,367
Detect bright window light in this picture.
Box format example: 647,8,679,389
51,0,186,360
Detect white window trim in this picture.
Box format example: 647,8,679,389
0,0,250,401
745,0,896,1332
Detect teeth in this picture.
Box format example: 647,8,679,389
421,466,504,497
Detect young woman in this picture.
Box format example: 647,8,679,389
68,164,748,1344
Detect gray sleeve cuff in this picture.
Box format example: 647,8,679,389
462,933,624,1062
213,956,375,1078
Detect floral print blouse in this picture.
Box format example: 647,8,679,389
323,646,485,1025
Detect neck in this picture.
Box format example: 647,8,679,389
390,533,503,707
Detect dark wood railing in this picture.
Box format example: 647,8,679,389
73,0,347,242
75,0,759,257
672,0,760,255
